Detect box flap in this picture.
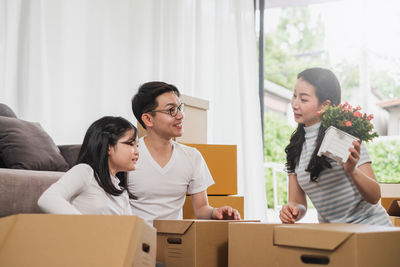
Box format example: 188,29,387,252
274,224,353,251
388,199,400,216
153,220,194,234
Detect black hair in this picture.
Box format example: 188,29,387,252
77,116,137,199
285,68,341,182
131,81,180,129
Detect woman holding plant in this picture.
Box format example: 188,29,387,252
279,67,391,226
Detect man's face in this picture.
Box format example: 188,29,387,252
150,91,184,139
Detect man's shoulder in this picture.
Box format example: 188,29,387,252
173,141,204,160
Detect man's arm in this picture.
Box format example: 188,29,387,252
190,191,241,220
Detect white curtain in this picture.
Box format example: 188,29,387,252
0,0,267,220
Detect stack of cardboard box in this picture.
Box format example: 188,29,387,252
181,143,244,219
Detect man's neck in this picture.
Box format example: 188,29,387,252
143,132,173,153
143,132,175,168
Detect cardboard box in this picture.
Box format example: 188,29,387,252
229,223,400,267
229,222,278,267
381,197,397,211
387,199,400,226
183,195,244,219
0,214,156,267
138,94,209,144
154,220,257,267
184,143,237,195
390,216,400,227
176,95,209,144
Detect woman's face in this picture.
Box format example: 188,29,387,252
107,129,139,175
291,78,327,127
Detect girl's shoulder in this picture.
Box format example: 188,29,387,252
56,163,96,189
66,163,95,181
69,163,94,173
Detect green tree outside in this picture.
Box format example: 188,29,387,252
367,140,400,183
264,112,294,208
264,7,400,100
265,7,328,90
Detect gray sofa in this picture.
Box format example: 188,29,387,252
0,103,80,217
0,146,80,217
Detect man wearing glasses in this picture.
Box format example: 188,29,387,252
129,81,240,225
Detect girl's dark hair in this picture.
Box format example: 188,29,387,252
285,68,341,182
77,116,137,199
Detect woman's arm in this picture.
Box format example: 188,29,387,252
280,173,307,223
38,165,91,214
344,141,381,204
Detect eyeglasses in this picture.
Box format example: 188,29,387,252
150,103,185,117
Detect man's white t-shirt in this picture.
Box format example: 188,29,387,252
128,137,214,224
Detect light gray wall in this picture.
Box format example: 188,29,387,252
387,106,400,136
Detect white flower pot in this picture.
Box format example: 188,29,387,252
317,126,359,164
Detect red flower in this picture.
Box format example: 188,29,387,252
320,103,378,141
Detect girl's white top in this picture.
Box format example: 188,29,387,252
38,163,132,215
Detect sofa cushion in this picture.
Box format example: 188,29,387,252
58,145,81,169
0,103,17,118
0,157,5,168
0,116,69,171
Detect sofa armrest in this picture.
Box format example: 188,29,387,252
0,168,64,217
58,145,81,169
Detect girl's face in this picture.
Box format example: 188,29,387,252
291,78,328,127
107,129,139,176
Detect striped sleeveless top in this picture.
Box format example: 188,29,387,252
295,123,391,226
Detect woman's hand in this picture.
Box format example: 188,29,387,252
279,204,300,224
343,140,361,175
282,174,307,223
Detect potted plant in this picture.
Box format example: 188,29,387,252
317,102,379,163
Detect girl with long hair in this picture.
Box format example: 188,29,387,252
38,116,138,215
279,68,391,226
